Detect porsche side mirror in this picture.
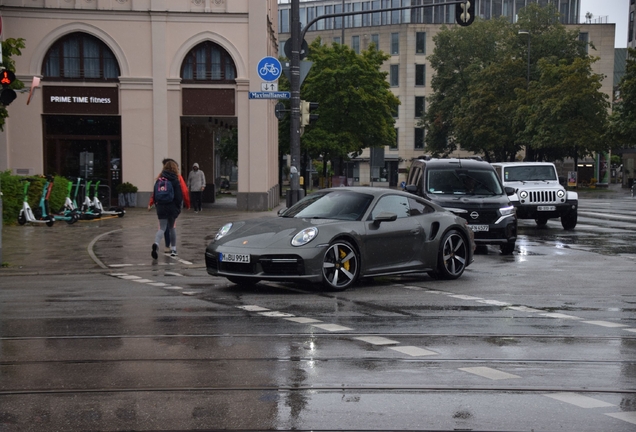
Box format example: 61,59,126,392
373,211,398,226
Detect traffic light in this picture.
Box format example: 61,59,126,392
0,69,17,106
300,100,319,127
455,1,475,27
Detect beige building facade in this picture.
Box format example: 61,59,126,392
0,0,281,211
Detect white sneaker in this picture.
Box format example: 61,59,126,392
170,250,178,257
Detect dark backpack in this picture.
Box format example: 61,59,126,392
154,177,174,204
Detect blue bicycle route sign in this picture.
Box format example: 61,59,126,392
257,56,282,82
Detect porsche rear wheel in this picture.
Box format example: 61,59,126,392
436,230,468,280
322,240,359,291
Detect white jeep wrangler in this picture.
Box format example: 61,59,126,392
491,162,578,230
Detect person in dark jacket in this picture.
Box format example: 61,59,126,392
151,160,183,259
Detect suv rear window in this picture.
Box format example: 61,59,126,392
427,168,503,196
503,165,557,182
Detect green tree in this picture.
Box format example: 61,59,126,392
0,38,26,131
300,40,400,175
423,4,608,162
608,48,636,148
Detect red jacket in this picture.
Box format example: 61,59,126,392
148,174,190,209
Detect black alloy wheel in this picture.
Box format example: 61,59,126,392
436,230,468,280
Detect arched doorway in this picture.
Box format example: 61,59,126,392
41,32,121,203
180,41,238,205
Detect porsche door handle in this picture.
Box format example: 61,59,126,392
410,228,421,235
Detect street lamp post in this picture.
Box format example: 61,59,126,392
518,30,530,88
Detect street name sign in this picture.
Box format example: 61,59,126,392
249,92,291,100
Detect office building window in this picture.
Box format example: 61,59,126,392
390,64,399,86
370,34,380,49
415,64,426,86
180,41,236,82
414,128,425,149
333,36,341,45
416,32,426,54
352,35,360,54
579,32,589,53
415,96,425,118
391,32,399,55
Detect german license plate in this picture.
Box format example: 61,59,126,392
219,253,250,263
469,224,489,232
537,206,556,211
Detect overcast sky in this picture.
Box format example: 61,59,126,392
580,0,629,47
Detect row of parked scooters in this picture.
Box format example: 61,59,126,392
18,176,125,227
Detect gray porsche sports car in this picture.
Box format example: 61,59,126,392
205,187,475,291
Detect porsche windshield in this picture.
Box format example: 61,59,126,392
427,169,503,196
282,191,374,221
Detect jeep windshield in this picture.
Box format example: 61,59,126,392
427,168,503,196
503,165,558,182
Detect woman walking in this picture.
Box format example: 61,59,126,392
150,160,183,259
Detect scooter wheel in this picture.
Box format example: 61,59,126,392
117,209,125,218
65,214,78,225
46,215,55,227
18,212,27,225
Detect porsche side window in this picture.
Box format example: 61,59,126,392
408,198,433,215
371,195,410,219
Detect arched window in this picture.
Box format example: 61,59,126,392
181,41,236,83
43,33,120,81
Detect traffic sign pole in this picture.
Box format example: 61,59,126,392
288,0,303,206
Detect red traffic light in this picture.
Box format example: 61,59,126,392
0,69,16,87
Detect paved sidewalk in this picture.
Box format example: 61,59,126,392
0,197,282,276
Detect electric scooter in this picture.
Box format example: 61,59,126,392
51,176,80,224
79,179,101,220
90,179,125,217
17,176,55,227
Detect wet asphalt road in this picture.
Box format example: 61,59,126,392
1,189,635,431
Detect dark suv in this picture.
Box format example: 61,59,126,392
405,157,518,254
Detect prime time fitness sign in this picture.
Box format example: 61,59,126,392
43,87,119,115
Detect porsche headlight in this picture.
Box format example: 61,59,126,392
500,205,515,216
215,223,233,240
557,189,565,198
519,190,528,199
291,227,318,246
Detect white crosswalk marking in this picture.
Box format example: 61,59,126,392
285,317,322,324
354,336,399,346
583,320,628,328
605,412,636,425
459,367,520,380
544,393,614,408
389,346,438,357
311,324,353,332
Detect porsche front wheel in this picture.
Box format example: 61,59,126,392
322,240,359,291
436,230,468,280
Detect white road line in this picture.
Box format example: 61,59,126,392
181,291,200,296
148,282,168,287
424,290,450,294
539,313,582,320
237,305,270,312
163,286,183,290
285,317,322,324
624,328,636,333
132,279,154,283
109,264,133,267
311,324,353,332
508,306,542,312
259,311,295,318
118,275,141,280
582,320,629,328
543,393,614,408
459,367,520,380
164,272,183,277
605,412,636,425
449,294,483,300
476,300,512,306
354,336,399,346
389,346,438,357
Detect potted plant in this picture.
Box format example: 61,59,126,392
116,182,138,207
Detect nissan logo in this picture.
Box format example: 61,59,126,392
470,211,479,219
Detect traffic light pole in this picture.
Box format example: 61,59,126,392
287,0,469,206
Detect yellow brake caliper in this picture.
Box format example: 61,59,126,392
340,247,350,271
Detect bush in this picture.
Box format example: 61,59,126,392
0,172,71,225
116,182,138,194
